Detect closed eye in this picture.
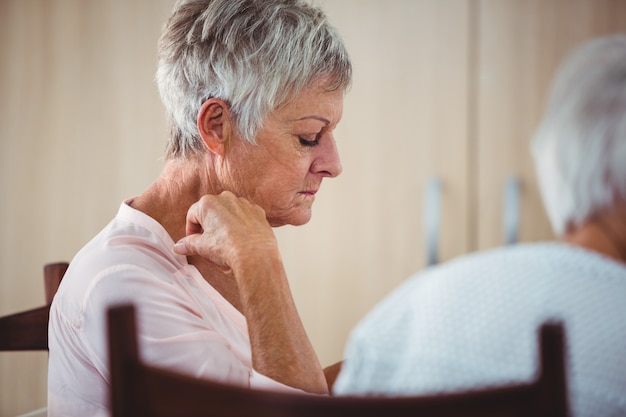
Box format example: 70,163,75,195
299,136,320,147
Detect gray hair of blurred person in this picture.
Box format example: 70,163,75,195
156,0,352,160
532,34,626,237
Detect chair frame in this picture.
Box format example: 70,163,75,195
0,262,68,351
108,304,570,417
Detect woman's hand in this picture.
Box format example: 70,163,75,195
173,191,278,274
173,191,328,394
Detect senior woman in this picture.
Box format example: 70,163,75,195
333,34,626,416
47,0,351,415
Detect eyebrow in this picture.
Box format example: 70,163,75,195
296,116,330,125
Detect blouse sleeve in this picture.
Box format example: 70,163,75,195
78,263,288,390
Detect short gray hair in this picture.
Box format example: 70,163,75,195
156,0,352,159
532,34,626,236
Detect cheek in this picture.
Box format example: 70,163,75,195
283,162,312,189
266,154,312,186
255,165,309,204
265,169,305,196
240,143,314,200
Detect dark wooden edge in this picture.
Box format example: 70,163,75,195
538,321,570,417
108,304,571,417
44,262,69,305
0,305,51,351
109,304,141,417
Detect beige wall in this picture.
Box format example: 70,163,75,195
0,1,175,414
1,0,625,415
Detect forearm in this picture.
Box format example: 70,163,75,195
324,361,343,392
234,251,328,394
175,193,327,393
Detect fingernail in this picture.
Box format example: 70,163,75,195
173,240,187,255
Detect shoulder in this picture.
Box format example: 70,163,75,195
355,244,555,318
345,241,624,360
53,203,192,325
342,243,589,359
336,242,626,396
68,202,185,287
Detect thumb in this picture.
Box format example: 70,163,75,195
172,237,232,274
173,239,191,256
173,235,204,257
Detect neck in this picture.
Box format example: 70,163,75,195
131,157,220,242
129,157,242,310
564,201,626,265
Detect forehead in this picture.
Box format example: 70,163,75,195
274,81,344,126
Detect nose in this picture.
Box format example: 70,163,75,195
312,135,343,178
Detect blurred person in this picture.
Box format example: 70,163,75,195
47,0,351,415
333,34,626,417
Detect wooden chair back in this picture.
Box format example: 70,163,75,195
0,262,69,351
43,262,68,305
108,304,570,417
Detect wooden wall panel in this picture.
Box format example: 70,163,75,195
278,0,471,366
0,1,174,414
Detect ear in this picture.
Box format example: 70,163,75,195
197,98,232,157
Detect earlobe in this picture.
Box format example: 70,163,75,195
197,99,230,157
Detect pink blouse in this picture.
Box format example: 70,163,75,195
48,201,300,417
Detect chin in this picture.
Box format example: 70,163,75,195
269,211,312,228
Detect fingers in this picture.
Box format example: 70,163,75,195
182,191,236,241
172,192,271,271
174,193,232,259
184,198,206,238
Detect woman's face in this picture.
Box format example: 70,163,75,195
223,81,344,227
